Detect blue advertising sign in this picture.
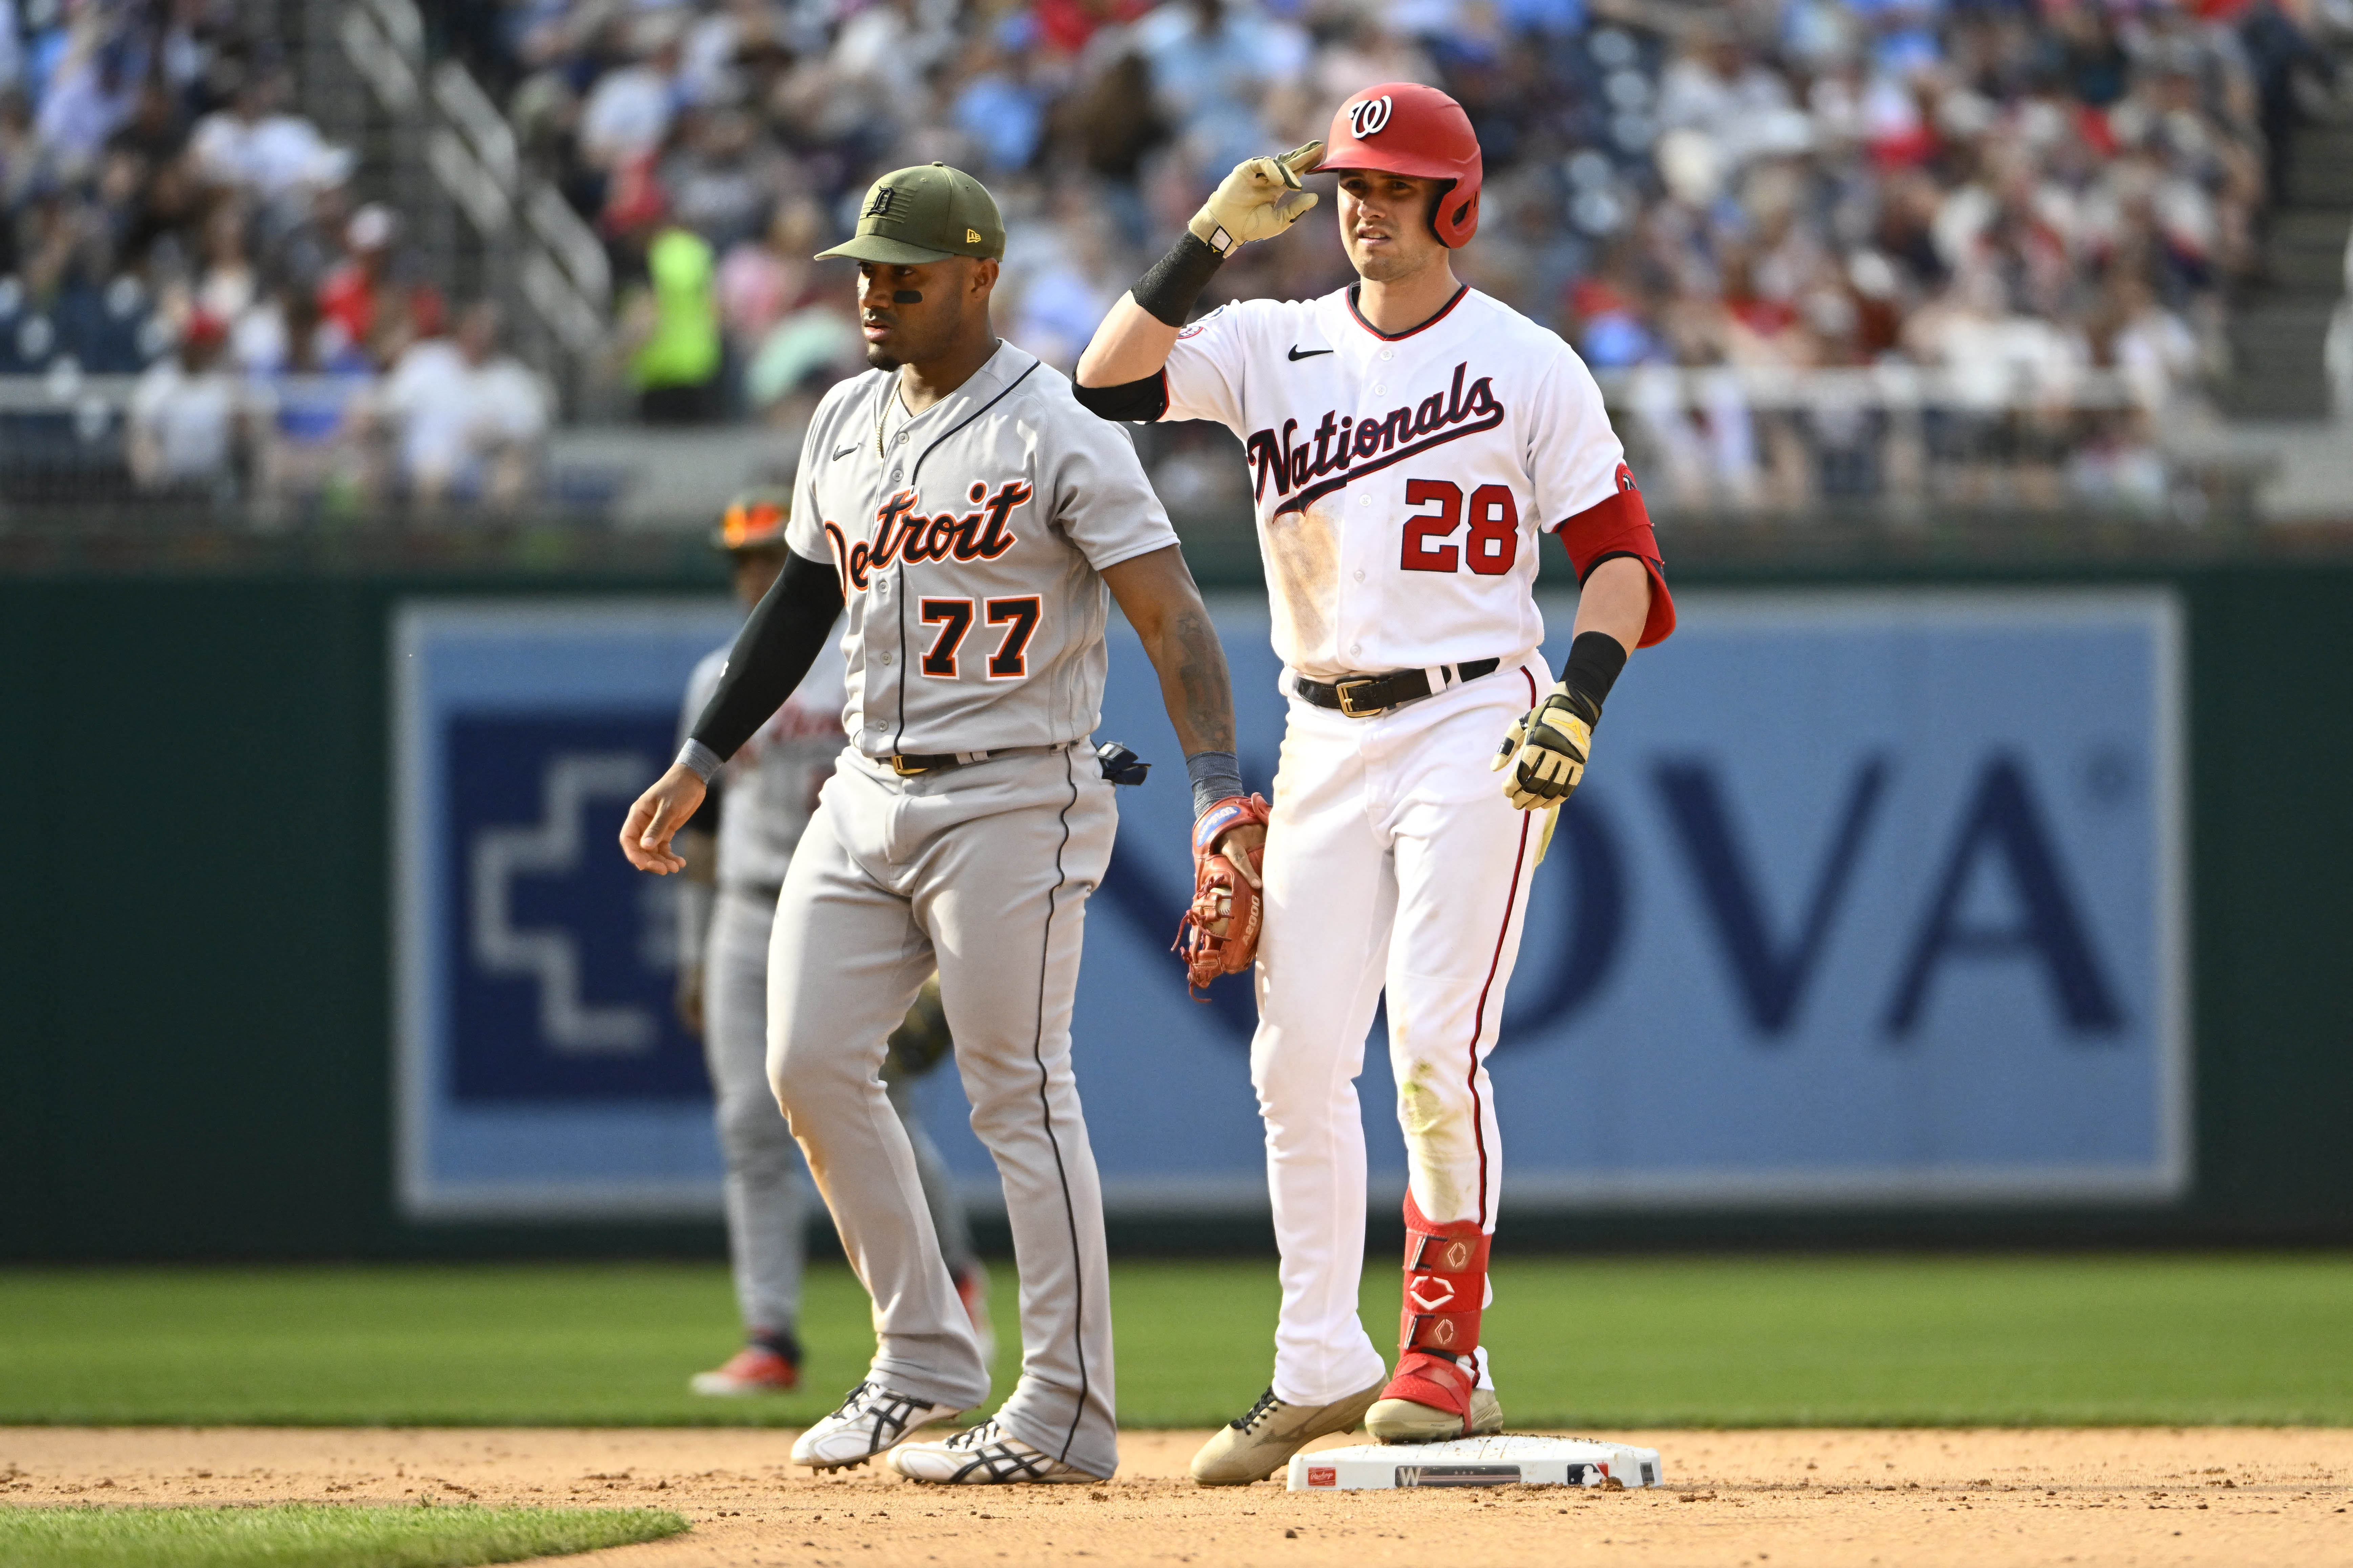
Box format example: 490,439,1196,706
1047,587,2188,1211
395,588,2185,1220
394,600,741,1218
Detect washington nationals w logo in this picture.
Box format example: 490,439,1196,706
1348,95,1394,137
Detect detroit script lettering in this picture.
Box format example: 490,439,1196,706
823,479,1034,592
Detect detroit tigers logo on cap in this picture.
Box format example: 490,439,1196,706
1347,94,1394,138
863,187,898,219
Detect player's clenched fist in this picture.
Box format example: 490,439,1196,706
619,763,708,874
1189,142,1324,258
1492,683,1599,809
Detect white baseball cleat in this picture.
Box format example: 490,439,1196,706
790,1381,962,1469
886,1420,1094,1484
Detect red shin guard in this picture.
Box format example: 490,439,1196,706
1379,1193,1491,1431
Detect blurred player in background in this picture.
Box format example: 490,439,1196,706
1077,85,1674,1482
673,490,993,1396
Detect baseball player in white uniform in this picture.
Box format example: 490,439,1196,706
1075,84,1677,1484
673,492,992,1397
620,163,1259,1485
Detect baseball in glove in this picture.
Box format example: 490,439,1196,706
1174,793,1271,998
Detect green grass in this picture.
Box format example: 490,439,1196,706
1,1256,2348,1428
0,1505,685,1568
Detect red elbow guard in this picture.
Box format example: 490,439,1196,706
1554,467,1675,647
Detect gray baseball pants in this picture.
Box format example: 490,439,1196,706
768,743,1119,1478
704,887,976,1338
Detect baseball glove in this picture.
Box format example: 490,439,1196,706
883,973,953,1081
1174,793,1271,997
1188,143,1324,257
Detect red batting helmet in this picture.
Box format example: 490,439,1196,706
1309,83,1483,248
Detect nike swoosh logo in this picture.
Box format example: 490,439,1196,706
1288,346,1333,360
832,443,859,460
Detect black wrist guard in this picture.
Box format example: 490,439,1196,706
1132,232,1225,327
1559,630,1629,716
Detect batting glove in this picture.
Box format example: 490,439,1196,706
1492,681,1598,810
1188,142,1324,257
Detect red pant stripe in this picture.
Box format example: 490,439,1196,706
1464,664,1540,1226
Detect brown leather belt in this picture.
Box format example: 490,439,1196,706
884,742,1064,776
1294,657,1503,719
889,752,967,776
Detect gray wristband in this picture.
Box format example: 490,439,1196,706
676,739,725,783
1185,748,1246,819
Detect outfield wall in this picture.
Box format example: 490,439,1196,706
5,553,2351,1258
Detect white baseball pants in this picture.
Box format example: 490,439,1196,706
1250,657,1546,1408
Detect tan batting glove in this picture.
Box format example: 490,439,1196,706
1188,141,1324,257
1492,681,1598,811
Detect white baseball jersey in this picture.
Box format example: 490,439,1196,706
1158,285,1631,680
679,628,848,888
786,341,1179,758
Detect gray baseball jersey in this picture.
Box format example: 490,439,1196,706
785,341,1179,759
678,630,847,890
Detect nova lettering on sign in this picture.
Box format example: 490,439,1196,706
1015,588,2188,1213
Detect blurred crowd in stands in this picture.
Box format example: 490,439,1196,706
0,0,548,517
434,0,2344,513
0,0,2345,520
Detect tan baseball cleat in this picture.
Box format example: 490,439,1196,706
1367,1385,1505,1443
1190,1381,1385,1486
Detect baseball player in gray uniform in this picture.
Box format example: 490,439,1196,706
675,491,993,1398
620,163,1259,1485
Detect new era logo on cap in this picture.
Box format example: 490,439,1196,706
966,228,981,243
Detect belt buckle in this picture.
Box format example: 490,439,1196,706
1333,677,1384,719
890,755,929,776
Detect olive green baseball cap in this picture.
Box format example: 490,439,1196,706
817,164,1006,265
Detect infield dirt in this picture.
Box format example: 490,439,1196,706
6,1426,2349,1568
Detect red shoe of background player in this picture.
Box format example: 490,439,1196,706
690,1344,799,1396
953,1263,998,1368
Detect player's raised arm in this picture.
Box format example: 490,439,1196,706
618,551,846,874
1073,142,1323,400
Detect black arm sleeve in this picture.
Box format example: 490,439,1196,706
1072,370,1170,422
688,550,846,761
1130,232,1225,327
